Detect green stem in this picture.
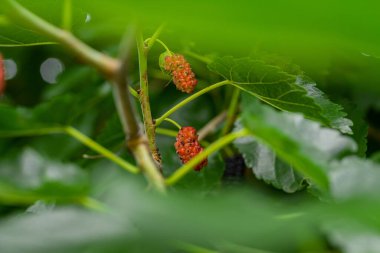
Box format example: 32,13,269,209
220,87,240,136
0,127,65,138
137,32,162,164
115,28,165,193
176,242,218,253
62,0,72,31
0,126,140,174
128,86,139,98
64,126,139,174
198,111,226,140
275,212,304,220
145,36,171,54
156,127,178,138
132,141,166,192
164,118,182,129
155,39,172,54
3,0,118,78
78,197,109,213
223,146,234,157
155,80,230,126
165,128,249,185
145,24,166,51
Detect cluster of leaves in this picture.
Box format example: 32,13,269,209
1,1,380,253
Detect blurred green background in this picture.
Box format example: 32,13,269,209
1,1,380,252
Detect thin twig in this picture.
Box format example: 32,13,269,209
156,127,178,138
65,126,139,174
163,118,182,129
115,27,141,140
183,49,213,64
220,87,240,137
198,111,227,141
145,23,166,50
61,0,72,31
155,80,230,126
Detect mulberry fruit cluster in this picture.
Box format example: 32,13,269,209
175,126,207,171
164,54,198,93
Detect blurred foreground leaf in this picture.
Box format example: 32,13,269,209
1,180,380,253
234,135,305,193
0,149,89,205
329,157,380,201
238,94,357,191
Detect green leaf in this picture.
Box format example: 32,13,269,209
0,101,70,139
33,95,81,125
0,207,130,253
329,157,380,200
0,104,43,135
239,94,357,190
342,102,368,157
324,221,380,253
42,66,100,100
0,93,101,138
0,24,56,47
159,133,224,191
297,76,353,134
208,56,352,133
174,153,225,191
1,178,380,252
234,133,305,193
95,114,124,150
0,148,89,205
371,152,380,164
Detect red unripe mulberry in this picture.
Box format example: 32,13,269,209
175,126,208,171
163,54,198,93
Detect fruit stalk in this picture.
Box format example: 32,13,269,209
155,80,231,126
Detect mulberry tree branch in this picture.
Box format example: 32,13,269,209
117,28,165,192
2,0,119,78
3,0,166,192
136,32,162,166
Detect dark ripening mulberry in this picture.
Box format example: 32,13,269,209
175,126,207,171
0,54,5,95
223,155,246,184
164,54,198,94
